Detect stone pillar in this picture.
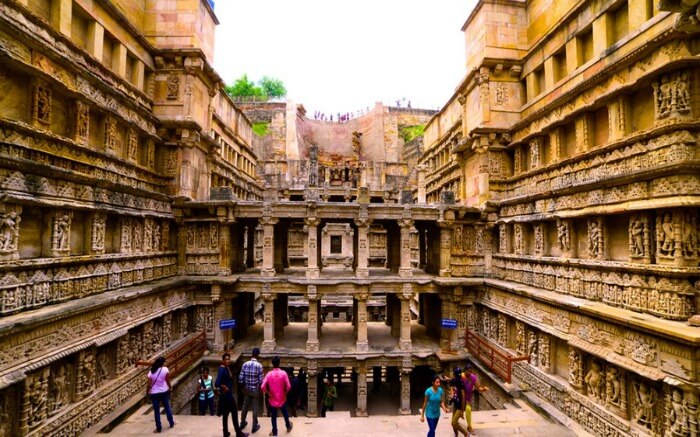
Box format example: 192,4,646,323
356,289,369,352
307,361,319,417
262,291,276,351
355,217,370,278
261,216,277,277
608,96,628,141
575,114,590,154
356,365,368,417
305,217,320,278
399,369,411,415
113,43,127,78
417,165,427,204
306,285,320,351
438,221,452,277
592,13,612,56
176,219,187,274
212,289,229,352
399,218,413,278
399,284,412,351
439,298,453,353
218,217,233,275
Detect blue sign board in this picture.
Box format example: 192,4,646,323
219,319,237,329
441,318,458,329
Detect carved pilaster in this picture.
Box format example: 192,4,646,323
306,285,320,351
575,115,590,154
513,223,525,255
355,288,369,352
399,284,413,351
515,321,526,355
51,211,72,257
498,223,509,254
127,128,138,162
513,146,523,174
399,366,412,415
305,216,320,279
307,361,318,417
438,221,452,277
399,216,414,278
262,290,276,351
261,215,278,277
533,222,546,256
548,128,561,163
355,365,368,417
355,213,370,278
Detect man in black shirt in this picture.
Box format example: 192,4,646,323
449,367,469,437
215,353,249,437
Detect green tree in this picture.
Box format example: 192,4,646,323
258,76,287,97
225,74,264,98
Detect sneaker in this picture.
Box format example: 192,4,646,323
252,424,260,433
286,422,293,432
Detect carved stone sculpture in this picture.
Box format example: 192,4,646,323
669,389,688,436
75,101,89,142
514,223,525,255
587,218,603,259
515,321,526,355
629,215,647,258
91,215,106,254
166,74,179,100
105,116,117,152
32,78,51,125
538,334,550,370
657,212,676,258
528,331,537,364
633,381,658,430
533,223,545,256
605,366,621,406
26,373,47,429
48,364,67,414
556,219,571,253
127,128,138,161
0,208,21,257
653,71,692,119
585,361,603,401
568,348,583,388
681,211,698,259
52,212,72,256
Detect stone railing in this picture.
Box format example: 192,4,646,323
450,254,486,277
0,254,177,315
492,256,695,321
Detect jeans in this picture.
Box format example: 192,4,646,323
269,403,292,436
451,409,468,436
240,390,260,427
221,395,245,437
199,396,215,415
150,391,174,431
426,417,439,437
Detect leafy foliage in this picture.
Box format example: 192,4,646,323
225,74,287,99
252,121,269,136
399,124,425,143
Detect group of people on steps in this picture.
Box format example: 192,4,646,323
420,364,488,437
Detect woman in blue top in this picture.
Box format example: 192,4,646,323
420,375,448,437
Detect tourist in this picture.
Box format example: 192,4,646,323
285,368,300,417
147,356,175,433
216,353,248,437
449,368,469,436
463,364,488,434
297,369,308,410
197,367,216,416
320,378,337,417
261,356,293,436
239,348,263,433
419,375,448,437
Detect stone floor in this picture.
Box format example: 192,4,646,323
105,401,581,436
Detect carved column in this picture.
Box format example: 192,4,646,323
513,223,525,255
575,115,590,154
399,284,412,351
260,216,278,278
51,211,72,257
513,146,523,175
307,361,319,417
356,288,369,352
548,128,561,163
438,221,452,277
498,223,509,254
399,217,414,277
355,215,370,278
608,96,628,141
75,348,96,401
0,204,21,261
399,367,412,415
306,285,320,351
211,286,230,352
416,164,427,203
305,217,320,279
218,208,234,275
262,291,276,351
355,365,368,417
533,223,546,256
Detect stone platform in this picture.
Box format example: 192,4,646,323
104,402,580,436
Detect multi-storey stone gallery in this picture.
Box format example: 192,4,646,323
0,0,698,436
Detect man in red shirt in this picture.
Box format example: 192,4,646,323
261,356,293,436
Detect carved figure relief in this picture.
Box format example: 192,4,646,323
568,348,583,388
533,223,545,256
52,212,72,255
143,219,153,252
153,222,161,251
105,116,117,152
0,209,20,253
514,224,524,255
164,148,177,176
605,366,622,408
584,361,603,402
25,372,48,429
657,212,676,258
146,140,155,168
556,219,571,252
75,101,89,142
120,218,132,252
32,78,51,125
499,224,508,253
530,140,541,169
453,225,463,252
515,321,526,355
494,82,508,106
669,389,688,436
629,215,647,258
528,331,537,364
132,220,143,252
497,313,507,346
514,147,523,174
166,74,179,100
538,334,550,369
78,350,96,396
653,70,692,119
587,218,603,258
632,381,658,430
91,215,106,254
48,364,67,414
681,211,698,259
127,129,138,161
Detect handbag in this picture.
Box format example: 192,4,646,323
148,368,163,396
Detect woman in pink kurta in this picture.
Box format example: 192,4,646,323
261,356,293,436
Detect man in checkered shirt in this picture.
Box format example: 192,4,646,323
239,347,263,433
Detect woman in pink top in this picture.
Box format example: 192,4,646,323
261,356,293,436
147,356,175,433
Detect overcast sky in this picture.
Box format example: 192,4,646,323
212,0,477,115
